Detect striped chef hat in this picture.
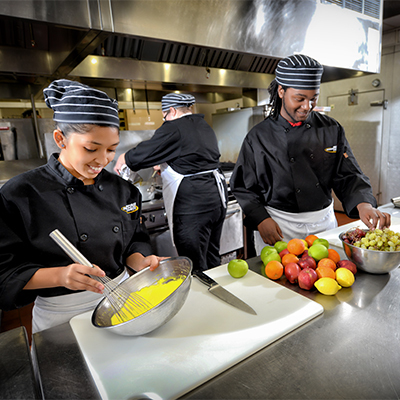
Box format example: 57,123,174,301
161,93,196,112
43,79,120,128
275,54,323,90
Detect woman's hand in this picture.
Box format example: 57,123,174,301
258,218,283,245
126,253,168,272
57,263,106,293
24,263,106,294
357,202,391,230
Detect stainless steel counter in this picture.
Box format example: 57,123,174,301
32,233,400,399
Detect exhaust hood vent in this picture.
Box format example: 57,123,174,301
93,37,280,75
324,0,380,19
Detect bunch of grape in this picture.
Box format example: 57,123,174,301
346,228,400,252
342,228,365,245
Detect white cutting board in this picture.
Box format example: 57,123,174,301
70,265,323,400
317,216,400,248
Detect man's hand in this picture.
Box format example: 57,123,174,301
357,202,391,230
114,153,126,175
258,218,283,245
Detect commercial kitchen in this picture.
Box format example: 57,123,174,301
1,1,400,399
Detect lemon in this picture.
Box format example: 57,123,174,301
335,268,355,287
314,277,342,295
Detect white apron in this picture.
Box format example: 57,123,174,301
254,201,337,256
32,269,129,333
160,163,226,245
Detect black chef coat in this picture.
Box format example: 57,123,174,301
124,113,226,214
0,154,151,310
231,112,377,230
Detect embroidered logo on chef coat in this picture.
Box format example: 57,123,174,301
324,145,337,153
121,202,138,214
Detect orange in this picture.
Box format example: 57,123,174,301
305,234,319,247
316,265,336,280
344,245,352,259
287,238,306,255
265,260,284,280
282,253,299,267
317,257,337,271
327,248,341,265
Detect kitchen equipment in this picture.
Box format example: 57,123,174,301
0,123,16,160
92,256,192,336
193,270,256,315
391,197,400,208
339,229,400,274
69,265,323,400
49,229,152,322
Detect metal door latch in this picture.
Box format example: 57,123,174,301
370,100,388,109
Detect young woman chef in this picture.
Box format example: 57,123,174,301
0,79,161,333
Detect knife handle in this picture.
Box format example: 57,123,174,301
193,271,216,288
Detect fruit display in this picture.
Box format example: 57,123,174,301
342,227,400,252
261,235,357,296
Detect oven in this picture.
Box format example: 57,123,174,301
141,199,178,257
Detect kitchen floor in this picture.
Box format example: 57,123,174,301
0,212,357,343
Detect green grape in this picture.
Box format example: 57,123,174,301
353,228,400,252
361,237,369,245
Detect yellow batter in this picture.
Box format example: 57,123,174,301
110,276,184,325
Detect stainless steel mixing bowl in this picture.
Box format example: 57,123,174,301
339,231,400,274
92,256,192,336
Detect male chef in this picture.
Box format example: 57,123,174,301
114,93,227,272
230,54,390,255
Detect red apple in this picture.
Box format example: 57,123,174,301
337,260,357,275
284,262,301,284
279,249,290,258
298,268,318,290
301,249,309,258
298,255,317,270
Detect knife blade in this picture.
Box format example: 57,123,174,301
193,271,257,315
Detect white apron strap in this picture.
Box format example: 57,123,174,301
254,201,337,256
160,163,185,245
160,164,227,245
184,169,227,208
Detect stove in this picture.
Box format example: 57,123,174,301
141,199,168,230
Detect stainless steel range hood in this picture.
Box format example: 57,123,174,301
0,0,384,102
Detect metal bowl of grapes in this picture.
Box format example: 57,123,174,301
92,256,192,336
339,227,400,274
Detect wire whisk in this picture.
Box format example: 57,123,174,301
49,229,153,323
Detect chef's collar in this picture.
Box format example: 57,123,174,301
48,153,102,186
288,121,302,127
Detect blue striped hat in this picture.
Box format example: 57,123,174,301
43,79,120,128
161,93,196,112
275,54,323,90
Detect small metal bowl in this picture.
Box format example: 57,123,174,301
92,256,192,336
339,230,400,274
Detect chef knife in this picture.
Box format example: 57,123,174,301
193,271,257,315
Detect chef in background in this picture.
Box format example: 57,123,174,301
114,93,227,272
0,79,161,333
231,54,390,255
